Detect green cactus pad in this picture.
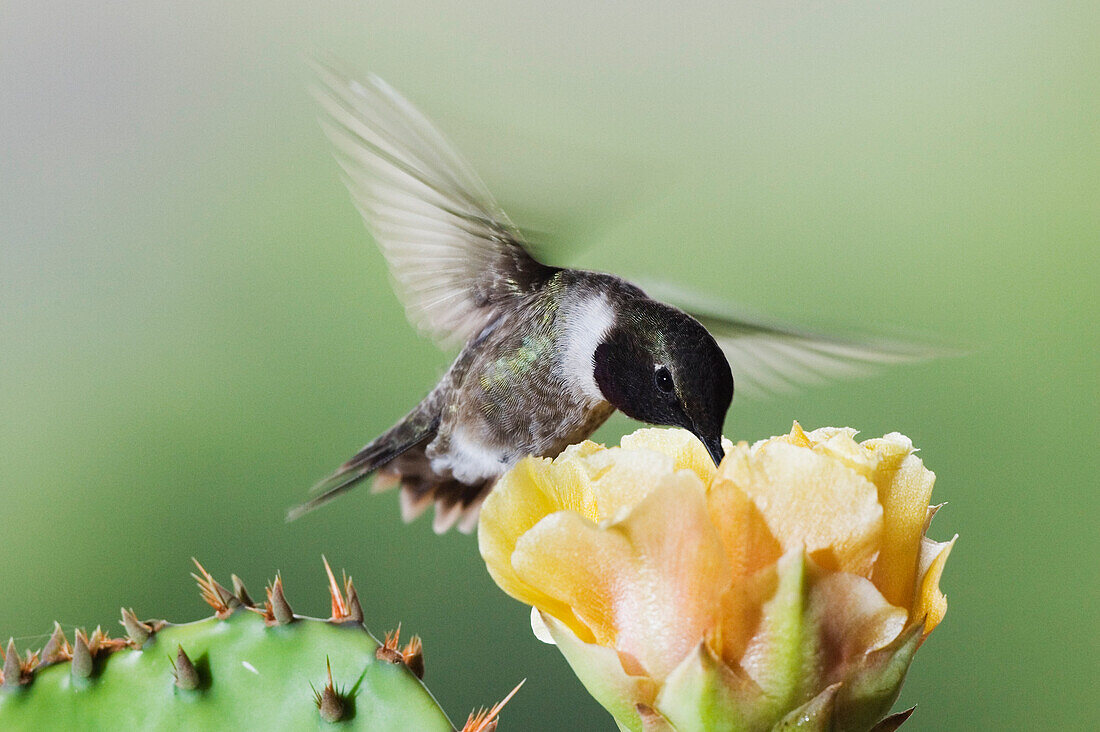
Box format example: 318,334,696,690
0,561,508,731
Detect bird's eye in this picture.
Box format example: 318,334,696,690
655,366,674,393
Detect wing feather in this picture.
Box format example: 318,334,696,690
639,281,948,399
312,60,554,347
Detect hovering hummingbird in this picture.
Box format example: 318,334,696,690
289,62,929,532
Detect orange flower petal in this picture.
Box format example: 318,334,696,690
707,448,783,582
512,472,729,680
710,568,776,692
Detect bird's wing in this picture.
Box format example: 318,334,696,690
642,282,948,400
312,61,556,348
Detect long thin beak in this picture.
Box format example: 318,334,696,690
700,434,725,467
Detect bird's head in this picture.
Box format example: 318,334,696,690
593,299,733,466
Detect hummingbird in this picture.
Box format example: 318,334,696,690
289,62,930,533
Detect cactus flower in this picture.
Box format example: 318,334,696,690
478,424,954,731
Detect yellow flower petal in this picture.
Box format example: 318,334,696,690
809,430,878,479
478,448,603,642
583,447,677,522
912,535,956,637
785,421,812,448
621,427,731,485
716,441,883,576
512,472,729,680
804,426,860,443
536,441,605,521
867,447,937,610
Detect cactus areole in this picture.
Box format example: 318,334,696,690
0,559,518,731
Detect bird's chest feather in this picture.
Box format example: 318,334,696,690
427,298,612,482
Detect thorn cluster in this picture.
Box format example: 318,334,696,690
40,622,72,665
376,625,405,665
170,645,201,691
70,626,126,679
311,657,347,723
230,575,255,607
2,638,39,688
191,558,238,619
322,556,363,624
460,679,525,732
120,608,162,647
401,635,425,680
0,621,138,689
254,573,296,626
373,625,426,678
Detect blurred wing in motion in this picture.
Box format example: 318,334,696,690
642,281,950,400
311,60,557,349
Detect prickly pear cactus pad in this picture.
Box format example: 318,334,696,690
0,559,518,731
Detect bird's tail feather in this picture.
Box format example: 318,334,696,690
394,477,490,535
286,415,438,522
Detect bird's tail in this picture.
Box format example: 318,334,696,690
286,412,439,522
387,472,491,535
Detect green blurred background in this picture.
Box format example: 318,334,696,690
2,1,1096,729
